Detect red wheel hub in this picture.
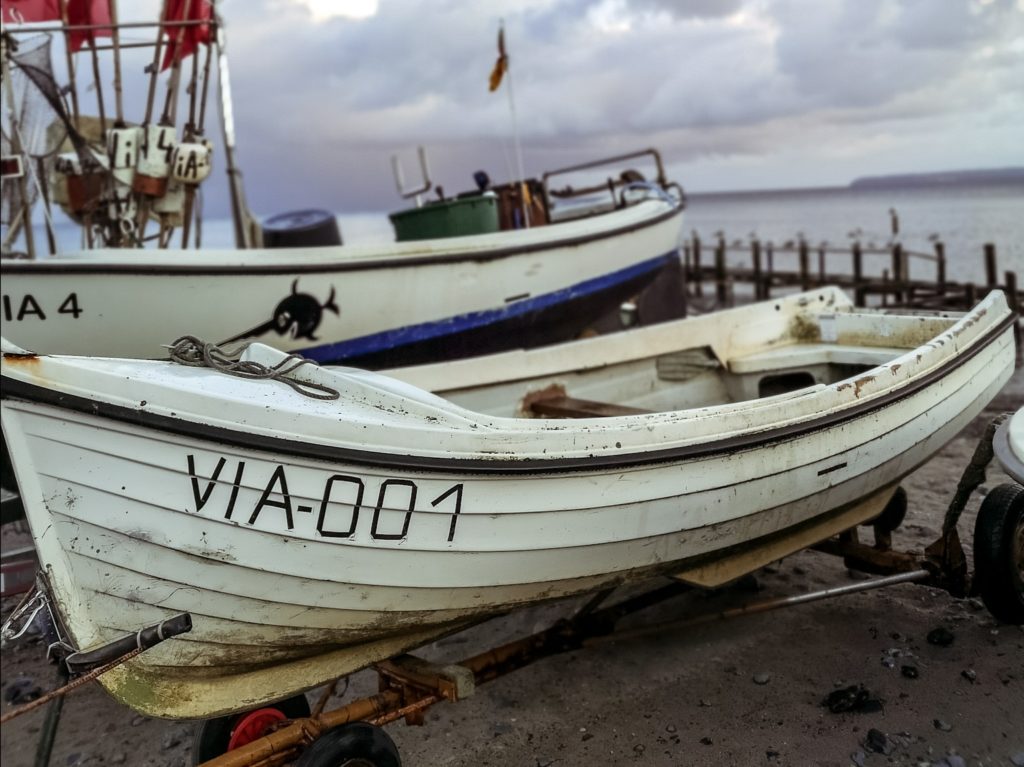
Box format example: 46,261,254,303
226,708,288,750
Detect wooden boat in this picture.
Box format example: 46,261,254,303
0,287,1016,719
0,189,684,367
0,10,685,368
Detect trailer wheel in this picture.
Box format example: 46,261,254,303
973,483,1024,625
861,486,908,533
296,722,401,767
191,694,311,764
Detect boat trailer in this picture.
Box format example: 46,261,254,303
2,414,1020,767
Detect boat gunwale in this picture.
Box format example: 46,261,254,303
0,199,683,276
1,309,1016,475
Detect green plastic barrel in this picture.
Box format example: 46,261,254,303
389,195,500,241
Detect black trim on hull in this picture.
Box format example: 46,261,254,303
0,204,684,277
347,261,671,369
0,314,1016,475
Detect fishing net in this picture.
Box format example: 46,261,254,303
1,34,88,237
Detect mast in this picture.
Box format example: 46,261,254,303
1,33,37,258
215,18,257,249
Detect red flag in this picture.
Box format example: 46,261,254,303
161,0,213,71
488,26,507,92
0,0,60,24
66,0,113,53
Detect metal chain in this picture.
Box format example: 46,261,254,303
165,336,340,400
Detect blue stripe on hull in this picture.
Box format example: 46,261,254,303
299,252,677,363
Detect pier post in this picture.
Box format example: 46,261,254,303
751,239,763,300
715,236,728,305
692,234,703,297
818,244,826,283
984,243,998,288
765,242,774,298
1005,271,1021,353
965,283,977,308
935,242,946,297
891,243,905,304
852,242,865,306
799,239,811,290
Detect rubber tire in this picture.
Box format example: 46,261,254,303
191,694,311,765
972,482,1024,625
871,486,908,533
296,722,401,767
262,209,342,248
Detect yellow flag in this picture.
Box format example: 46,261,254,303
489,27,508,92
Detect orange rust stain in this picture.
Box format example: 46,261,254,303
853,375,875,397
2,353,40,367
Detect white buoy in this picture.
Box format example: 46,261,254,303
171,140,213,184
107,126,141,186
134,124,175,196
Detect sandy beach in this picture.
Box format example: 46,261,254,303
1,367,1021,767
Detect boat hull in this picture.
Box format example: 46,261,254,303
0,296,1015,717
0,200,682,366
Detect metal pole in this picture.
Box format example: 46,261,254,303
591,570,932,644
500,21,530,229
32,669,68,767
109,0,124,124
215,19,257,249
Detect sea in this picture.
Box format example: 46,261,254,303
21,181,1024,288
681,181,1024,286
306,181,1024,287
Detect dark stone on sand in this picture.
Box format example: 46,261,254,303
864,728,894,755
822,685,883,714
933,718,953,732
901,664,919,679
927,627,955,646
4,678,41,705
699,736,713,745
961,668,977,683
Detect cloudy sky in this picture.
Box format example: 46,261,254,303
17,0,1022,217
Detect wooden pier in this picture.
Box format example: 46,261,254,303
680,234,1021,321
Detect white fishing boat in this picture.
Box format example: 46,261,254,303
0,287,1016,719
0,5,686,368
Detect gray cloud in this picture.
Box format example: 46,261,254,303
189,0,1024,213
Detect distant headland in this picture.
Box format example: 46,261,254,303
849,167,1024,189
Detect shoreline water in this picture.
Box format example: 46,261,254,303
19,181,1023,287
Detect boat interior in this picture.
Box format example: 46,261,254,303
422,307,964,419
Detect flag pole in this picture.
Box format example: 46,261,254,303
498,20,529,229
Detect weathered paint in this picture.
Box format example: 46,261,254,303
0,289,1015,719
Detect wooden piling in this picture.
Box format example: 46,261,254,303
751,239,763,300
692,234,703,297
765,242,774,298
817,244,826,283
1006,271,1021,352
891,243,905,304
935,242,946,296
984,244,997,288
715,236,728,305
798,239,810,290
852,242,865,306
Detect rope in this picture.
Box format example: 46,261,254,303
166,336,340,401
0,647,145,725
940,412,1012,534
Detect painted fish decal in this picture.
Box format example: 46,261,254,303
223,280,340,344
